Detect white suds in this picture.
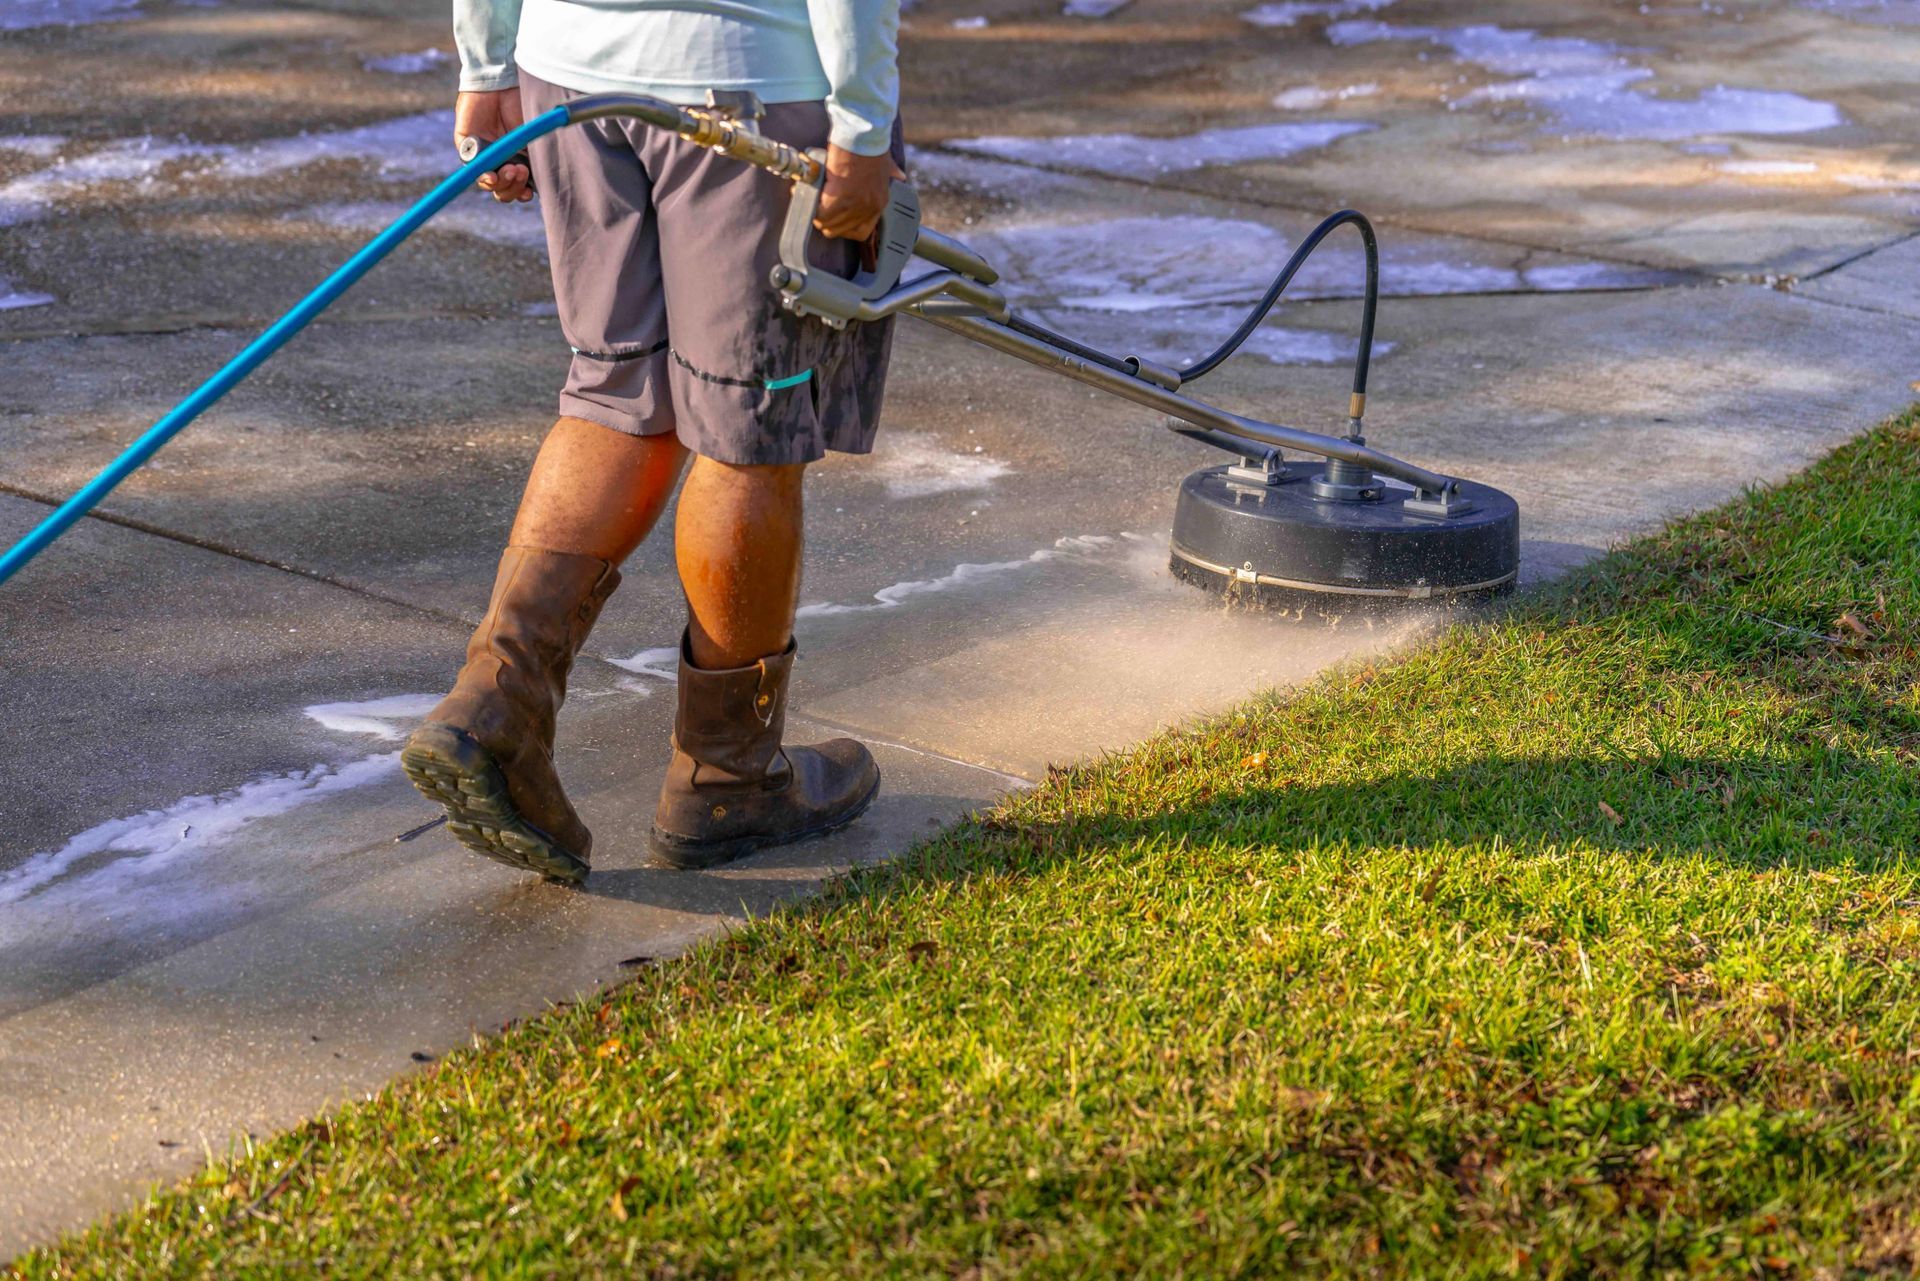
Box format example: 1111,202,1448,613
960,211,1673,367
1799,0,1920,23
0,285,55,311
0,135,66,159
287,192,547,250
1836,172,1920,189
1243,0,1392,27
1327,20,1845,139
1025,305,1391,369
969,214,1666,312
799,535,1121,617
1272,83,1379,110
609,646,681,683
1717,159,1819,176
951,14,989,27
363,48,453,74
0,137,216,226
0,754,401,911
303,693,442,740
948,122,1375,177
0,113,459,226
868,432,1012,499
213,111,455,181
0,0,140,30
1519,261,1645,291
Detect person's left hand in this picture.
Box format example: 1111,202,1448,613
814,144,906,241
455,88,533,203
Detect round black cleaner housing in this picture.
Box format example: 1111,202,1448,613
1169,462,1519,610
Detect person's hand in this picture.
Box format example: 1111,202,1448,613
455,88,533,203
814,144,905,241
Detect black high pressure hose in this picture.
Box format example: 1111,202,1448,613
1002,209,1381,404
1183,209,1377,395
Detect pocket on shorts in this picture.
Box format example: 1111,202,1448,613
666,348,826,465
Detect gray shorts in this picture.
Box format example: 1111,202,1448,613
519,71,900,466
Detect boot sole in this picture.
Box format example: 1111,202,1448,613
400,723,589,886
647,773,882,871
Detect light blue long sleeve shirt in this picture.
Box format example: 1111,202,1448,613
454,0,900,156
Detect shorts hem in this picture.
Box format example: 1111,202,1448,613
684,438,827,467
555,396,675,438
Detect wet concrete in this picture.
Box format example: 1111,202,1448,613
4,0,1919,1259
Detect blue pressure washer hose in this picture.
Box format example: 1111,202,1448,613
0,106,577,588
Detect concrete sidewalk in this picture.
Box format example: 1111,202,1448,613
4,0,1919,1257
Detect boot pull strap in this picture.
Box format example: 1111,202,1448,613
751,660,781,728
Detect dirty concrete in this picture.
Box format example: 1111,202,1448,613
4,0,1918,1257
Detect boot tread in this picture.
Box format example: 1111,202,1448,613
402,723,590,886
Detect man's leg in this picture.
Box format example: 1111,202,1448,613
511,416,688,562
400,417,684,884
651,455,879,868
639,99,892,870
675,457,803,669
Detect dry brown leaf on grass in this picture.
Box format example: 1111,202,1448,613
1277,1086,1330,1110
1835,611,1873,642
1598,801,1625,827
610,1174,641,1223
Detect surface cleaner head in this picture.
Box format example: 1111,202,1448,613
1168,461,1519,613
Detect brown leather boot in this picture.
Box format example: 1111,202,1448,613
650,633,880,869
401,546,620,884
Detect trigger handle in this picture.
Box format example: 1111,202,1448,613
771,150,921,328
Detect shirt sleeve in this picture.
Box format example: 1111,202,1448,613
804,0,901,156
454,0,525,92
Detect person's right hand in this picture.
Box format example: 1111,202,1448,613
454,88,533,203
814,144,905,241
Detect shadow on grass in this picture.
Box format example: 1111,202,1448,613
577,744,1920,927
1000,754,1911,870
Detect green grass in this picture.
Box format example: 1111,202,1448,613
16,414,1920,1280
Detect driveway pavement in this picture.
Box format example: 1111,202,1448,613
3,0,1917,1255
